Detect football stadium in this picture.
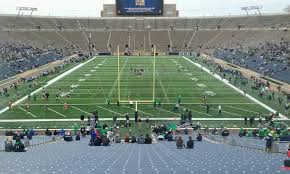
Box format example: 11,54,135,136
0,0,290,173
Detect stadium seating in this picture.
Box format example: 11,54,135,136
0,134,288,174
1,14,290,81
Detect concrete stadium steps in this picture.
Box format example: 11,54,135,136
53,18,79,30
1,14,290,30
0,134,288,174
131,31,149,52
87,31,110,51
169,31,187,51
150,31,170,52
77,18,105,30
0,135,54,151
187,30,220,51
110,31,129,52
59,31,88,50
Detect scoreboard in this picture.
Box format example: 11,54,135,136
116,0,163,16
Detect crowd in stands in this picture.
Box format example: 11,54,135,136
196,55,290,118
213,39,290,83
4,129,38,152
0,42,81,80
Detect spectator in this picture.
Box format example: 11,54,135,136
266,133,273,153
90,129,96,140
131,136,137,143
115,135,121,143
184,128,188,135
197,134,203,141
102,136,110,146
176,136,184,149
138,135,145,144
222,128,230,137
75,132,80,141
124,134,130,143
80,127,86,136
13,138,26,152
45,129,52,136
186,136,194,149
167,132,173,141
145,134,152,144
53,130,58,136
94,136,102,146
4,138,13,152
287,145,290,158
103,123,108,130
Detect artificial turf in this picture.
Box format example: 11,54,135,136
0,55,278,125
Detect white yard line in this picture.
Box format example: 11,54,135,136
182,56,289,120
96,105,123,116
0,57,97,116
108,57,128,98
18,107,37,118
17,102,258,106
147,105,180,116
47,108,66,118
223,105,260,114
122,105,155,117
179,106,214,117
0,117,286,122
156,70,170,103
71,106,92,116
196,105,244,117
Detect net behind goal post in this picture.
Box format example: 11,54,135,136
117,45,156,110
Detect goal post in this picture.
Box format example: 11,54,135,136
117,45,156,104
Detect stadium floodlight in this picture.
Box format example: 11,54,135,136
16,7,38,15
241,6,262,16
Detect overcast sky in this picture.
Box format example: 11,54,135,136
0,0,289,17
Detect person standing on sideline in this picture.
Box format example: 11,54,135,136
218,105,222,116
206,104,210,114
244,116,248,125
80,115,85,125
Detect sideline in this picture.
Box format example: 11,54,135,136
0,117,287,122
182,56,289,120
0,57,97,115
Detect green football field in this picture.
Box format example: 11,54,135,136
0,55,278,124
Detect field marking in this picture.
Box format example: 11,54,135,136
179,106,214,117
122,105,154,117
182,56,289,120
96,105,123,116
47,108,66,118
0,117,286,122
16,102,259,106
223,105,260,114
154,59,170,103
71,106,92,116
156,71,170,103
0,57,97,116
18,107,37,118
98,78,107,99
147,105,180,116
109,57,128,98
196,104,244,117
